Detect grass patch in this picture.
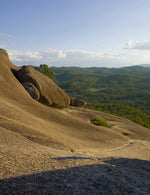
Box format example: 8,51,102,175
92,115,110,127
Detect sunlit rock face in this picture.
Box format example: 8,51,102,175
15,65,70,108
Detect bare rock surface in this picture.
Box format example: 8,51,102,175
0,49,150,194
15,65,70,108
0,157,150,194
0,48,8,56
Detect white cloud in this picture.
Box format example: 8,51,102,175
8,50,43,63
124,40,150,50
7,46,150,67
57,50,66,59
0,33,12,38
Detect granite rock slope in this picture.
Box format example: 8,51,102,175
0,49,150,194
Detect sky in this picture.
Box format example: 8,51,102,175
1,0,150,67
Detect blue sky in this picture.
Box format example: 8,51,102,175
1,0,150,67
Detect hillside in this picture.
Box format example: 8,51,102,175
50,66,150,128
0,50,150,194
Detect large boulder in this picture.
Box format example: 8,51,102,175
15,66,70,108
70,97,87,108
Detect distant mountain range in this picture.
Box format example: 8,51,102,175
136,64,150,68
23,64,150,70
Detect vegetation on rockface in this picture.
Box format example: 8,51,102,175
39,64,55,79
49,66,150,129
88,104,150,129
92,116,110,127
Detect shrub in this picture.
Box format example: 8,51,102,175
92,115,110,127
39,64,55,79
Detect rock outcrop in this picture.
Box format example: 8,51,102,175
70,97,87,107
0,49,19,71
0,48,8,56
15,66,70,108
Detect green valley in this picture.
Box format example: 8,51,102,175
50,66,150,128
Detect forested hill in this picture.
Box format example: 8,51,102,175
50,65,150,128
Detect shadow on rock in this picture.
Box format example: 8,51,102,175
0,158,150,194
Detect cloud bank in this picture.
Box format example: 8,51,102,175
124,40,150,50
8,50,43,63
7,41,150,67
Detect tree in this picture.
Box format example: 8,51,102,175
39,64,55,79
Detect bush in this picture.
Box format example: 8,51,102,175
92,115,110,127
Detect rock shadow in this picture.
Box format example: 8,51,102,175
0,158,150,194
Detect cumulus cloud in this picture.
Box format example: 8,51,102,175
8,50,43,63
57,50,67,59
41,48,118,67
124,40,150,50
7,47,150,67
0,33,12,38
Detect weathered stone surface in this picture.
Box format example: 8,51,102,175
22,82,40,101
0,48,8,56
70,97,87,107
15,66,70,108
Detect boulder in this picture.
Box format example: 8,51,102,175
15,66,70,108
70,97,87,108
22,82,40,101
